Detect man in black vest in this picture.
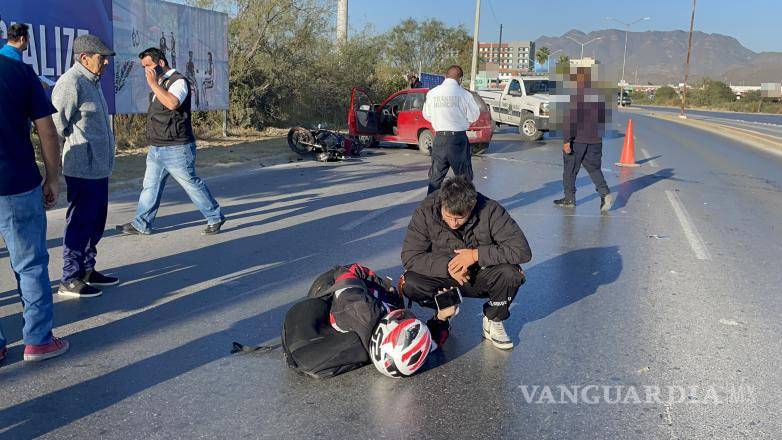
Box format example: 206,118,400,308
117,48,225,235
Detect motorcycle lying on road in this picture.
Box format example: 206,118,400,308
287,125,365,162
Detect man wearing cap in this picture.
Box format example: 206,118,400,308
51,35,119,298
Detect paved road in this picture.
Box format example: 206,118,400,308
636,105,782,126
1,111,780,439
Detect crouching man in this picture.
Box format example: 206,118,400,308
400,176,532,350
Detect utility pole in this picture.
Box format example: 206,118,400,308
548,48,562,73
469,0,481,91
336,0,348,45
497,23,502,86
680,0,696,118
607,16,650,106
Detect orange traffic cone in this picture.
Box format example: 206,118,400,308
615,119,640,167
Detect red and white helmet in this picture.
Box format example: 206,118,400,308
369,309,432,378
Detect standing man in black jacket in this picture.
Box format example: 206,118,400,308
400,176,532,350
555,66,613,211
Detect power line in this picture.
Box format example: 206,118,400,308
486,0,500,26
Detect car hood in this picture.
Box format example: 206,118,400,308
525,94,552,104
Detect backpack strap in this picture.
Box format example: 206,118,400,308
231,340,283,354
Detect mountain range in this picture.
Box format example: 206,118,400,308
534,29,781,85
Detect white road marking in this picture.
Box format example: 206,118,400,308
640,147,658,167
665,190,712,260
339,187,427,231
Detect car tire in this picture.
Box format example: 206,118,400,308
418,129,434,155
519,114,542,141
357,135,377,148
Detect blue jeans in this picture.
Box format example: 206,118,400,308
132,143,223,233
0,186,54,348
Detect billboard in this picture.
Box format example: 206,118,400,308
0,0,227,114
0,0,115,110
112,0,229,113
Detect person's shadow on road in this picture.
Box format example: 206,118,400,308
422,246,622,371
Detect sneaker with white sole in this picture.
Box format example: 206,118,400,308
84,269,119,287
58,278,102,298
482,316,514,350
600,193,613,212
24,337,69,362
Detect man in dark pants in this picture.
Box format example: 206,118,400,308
52,35,119,298
400,176,532,350
422,65,480,194
554,66,613,211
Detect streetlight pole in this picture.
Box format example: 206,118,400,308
469,0,481,91
548,49,562,73
607,16,650,106
565,35,603,60
680,0,696,118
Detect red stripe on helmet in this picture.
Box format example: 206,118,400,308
382,319,416,347
411,337,431,371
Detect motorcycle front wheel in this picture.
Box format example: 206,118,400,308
287,127,316,156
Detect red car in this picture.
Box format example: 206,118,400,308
347,87,494,155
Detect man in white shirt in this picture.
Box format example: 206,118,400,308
116,47,224,236
422,65,480,193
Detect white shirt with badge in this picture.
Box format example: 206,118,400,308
422,78,480,132
154,69,188,104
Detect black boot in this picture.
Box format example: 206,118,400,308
553,197,576,207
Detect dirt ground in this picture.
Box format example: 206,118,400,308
109,130,298,192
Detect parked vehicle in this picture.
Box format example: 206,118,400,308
287,125,362,162
617,91,632,106
347,87,494,156
477,76,552,141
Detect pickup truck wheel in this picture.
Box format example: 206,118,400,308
418,129,434,155
519,115,542,141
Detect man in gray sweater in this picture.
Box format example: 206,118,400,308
51,35,119,298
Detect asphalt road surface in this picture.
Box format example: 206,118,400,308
636,105,782,140
1,110,780,439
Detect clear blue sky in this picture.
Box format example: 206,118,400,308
348,0,780,53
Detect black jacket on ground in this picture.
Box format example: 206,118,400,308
401,192,532,278
310,264,404,350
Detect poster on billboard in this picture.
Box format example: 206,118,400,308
0,0,115,110
112,0,228,114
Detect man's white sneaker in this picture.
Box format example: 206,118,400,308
482,316,514,350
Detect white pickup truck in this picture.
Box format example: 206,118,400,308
477,76,552,141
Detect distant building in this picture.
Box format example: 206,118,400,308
569,57,596,68
478,40,535,79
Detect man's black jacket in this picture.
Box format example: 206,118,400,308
401,191,532,278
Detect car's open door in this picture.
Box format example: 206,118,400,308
348,87,379,136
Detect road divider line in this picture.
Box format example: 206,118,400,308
640,147,658,167
339,187,427,231
665,190,712,260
